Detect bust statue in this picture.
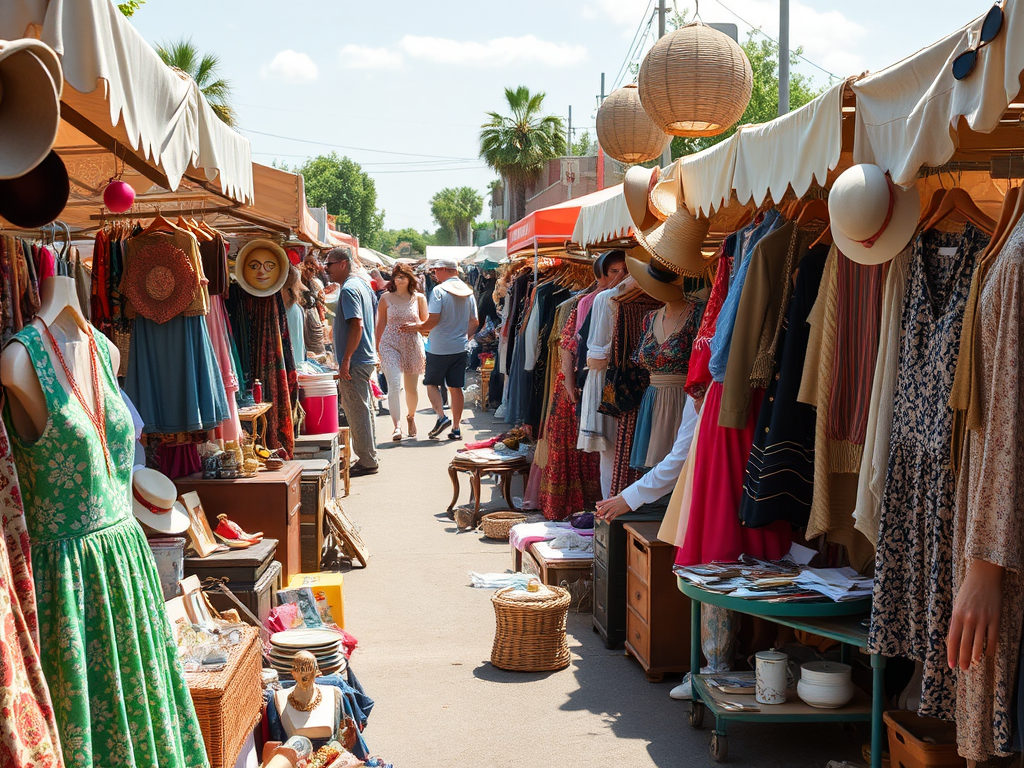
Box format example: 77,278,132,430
273,651,338,741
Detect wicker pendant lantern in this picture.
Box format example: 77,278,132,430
596,84,671,164
638,22,753,137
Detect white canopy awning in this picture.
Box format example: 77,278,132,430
469,238,508,265
425,245,478,263
0,0,254,204
570,184,633,249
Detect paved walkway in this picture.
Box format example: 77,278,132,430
339,379,865,767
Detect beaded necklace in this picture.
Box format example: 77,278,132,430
43,326,113,475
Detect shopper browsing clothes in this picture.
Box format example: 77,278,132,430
402,258,477,440
375,262,428,441
326,247,380,476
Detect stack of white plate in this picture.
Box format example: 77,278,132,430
269,628,347,678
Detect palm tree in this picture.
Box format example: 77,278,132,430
156,38,237,127
479,86,566,224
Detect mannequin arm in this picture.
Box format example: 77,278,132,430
947,558,1004,671
0,342,47,440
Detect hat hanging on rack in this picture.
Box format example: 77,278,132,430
0,39,63,180
235,239,289,297
623,165,662,233
131,468,191,535
0,150,70,229
828,164,920,266
632,176,714,278
625,246,685,303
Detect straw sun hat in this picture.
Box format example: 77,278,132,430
625,247,685,303
828,164,920,266
235,239,290,297
131,468,191,535
0,39,63,180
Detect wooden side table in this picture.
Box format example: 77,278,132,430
447,454,530,521
338,427,351,497
237,402,273,445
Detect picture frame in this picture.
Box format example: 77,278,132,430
180,491,219,558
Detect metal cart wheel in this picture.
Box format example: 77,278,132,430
710,731,729,762
689,701,705,729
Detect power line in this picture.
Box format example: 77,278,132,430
239,127,478,161
235,102,481,129
710,0,842,81
251,151,481,168
611,0,656,92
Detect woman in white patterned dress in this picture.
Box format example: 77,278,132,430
375,262,427,440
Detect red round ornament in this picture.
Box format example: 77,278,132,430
103,179,135,213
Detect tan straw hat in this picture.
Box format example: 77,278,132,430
635,204,713,278
828,163,920,266
0,39,63,180
625,247,684,303
623,165,662,231
649,162,683,221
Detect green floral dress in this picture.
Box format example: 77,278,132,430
3,325,208,768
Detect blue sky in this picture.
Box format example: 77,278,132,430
129,0,994,233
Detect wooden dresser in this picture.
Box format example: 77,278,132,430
623,521,691,682
174,462,303,580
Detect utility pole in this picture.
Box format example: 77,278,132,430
600,72,605,104
567,105,573,156
658,0,673,169
779,0,790,115
598,73,606,190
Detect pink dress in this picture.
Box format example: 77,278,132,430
208,296,243,443
379,293,426,375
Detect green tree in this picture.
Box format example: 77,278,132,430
299,153,385,245
572,130,597,157
671,32,825,159
479,86,566,224
373,228,433,256
430,186,483,247
156,38,236,127
118,1,145,16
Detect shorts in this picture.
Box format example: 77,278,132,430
424,351,468,388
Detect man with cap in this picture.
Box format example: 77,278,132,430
402,258,478,439
325,246,379,476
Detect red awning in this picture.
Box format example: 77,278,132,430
328,229,359,250
506,186,621,255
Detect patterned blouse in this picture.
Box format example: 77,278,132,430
633,303,704,375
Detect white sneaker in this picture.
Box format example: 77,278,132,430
670,673,692,700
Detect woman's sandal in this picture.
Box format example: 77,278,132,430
392,426,403,442
406,416,417,438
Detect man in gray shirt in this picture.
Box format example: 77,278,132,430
401,258,478,440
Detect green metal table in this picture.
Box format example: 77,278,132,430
678,580,884,765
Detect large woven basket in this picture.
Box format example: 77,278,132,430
490,586,572,672
596,84,670,164
481,510,526,540
185,627,264,768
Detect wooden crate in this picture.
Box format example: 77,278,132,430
186,627,263,768
523,543,593,609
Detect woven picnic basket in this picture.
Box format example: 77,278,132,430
490,585,571,672
185,627,264,768
480,510,527,540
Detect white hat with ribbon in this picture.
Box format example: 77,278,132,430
131,468,191,535
828,164,920,266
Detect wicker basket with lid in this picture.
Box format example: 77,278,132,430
490,585,572,672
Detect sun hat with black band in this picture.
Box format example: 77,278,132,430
625,247,684,303
828,163,920,266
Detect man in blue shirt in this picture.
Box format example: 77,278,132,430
401,258,478,440
326,247,379,475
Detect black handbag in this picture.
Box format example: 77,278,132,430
597,307,649,417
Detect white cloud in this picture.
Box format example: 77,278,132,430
581,0,650,28
339,44,404,71
398,35,587,68
261,50,319,83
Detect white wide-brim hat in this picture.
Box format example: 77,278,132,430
0,39,63,180
235,239,290,297
829,164,920,266
131,467,191,535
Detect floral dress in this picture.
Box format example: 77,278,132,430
0,418,62,767
378,293,425,375
4,325,208,768
868,224,988,723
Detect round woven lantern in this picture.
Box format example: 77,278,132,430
596,84,671,164
638,22,753,137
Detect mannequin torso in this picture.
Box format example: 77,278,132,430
0,275,120,441
274,684,337,740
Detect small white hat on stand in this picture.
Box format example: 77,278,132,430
131,468,191,535
828,164,920,266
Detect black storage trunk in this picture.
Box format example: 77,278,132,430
184,538,281,624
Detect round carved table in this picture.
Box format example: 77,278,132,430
447,453,530,523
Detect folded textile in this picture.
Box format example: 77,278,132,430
509,521,594,552
468,572,541,589
463,437,500,450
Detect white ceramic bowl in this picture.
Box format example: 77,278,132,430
797,661,854,709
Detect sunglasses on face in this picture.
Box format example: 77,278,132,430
952,2,1004,81
248,260,279,272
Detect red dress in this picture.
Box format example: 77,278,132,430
676,245,791,567
539,303,601,520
